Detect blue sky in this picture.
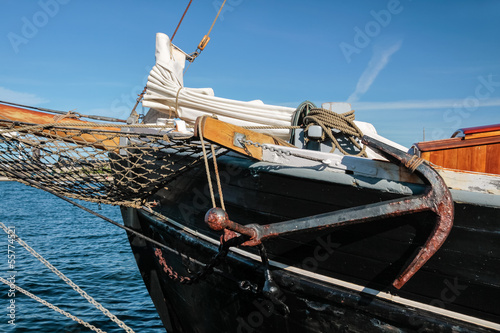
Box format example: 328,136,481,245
1,0,499,147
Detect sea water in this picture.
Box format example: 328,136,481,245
0,181,165,332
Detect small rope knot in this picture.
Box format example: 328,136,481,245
53,110,80,122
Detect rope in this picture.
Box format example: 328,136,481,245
0,113,371,212
303,108,367,157
0,118,208,208
53,110,80,122
171,0,193,41
197,118,226,211
211,144,226,211
0,121,178,133
0,222,135,333
242,125,301,130
174,87,183,117
405,155,425,173
290,101,316,144
190,0,227,63
0,119,303,132
131,86,147,115
0,276,106,333
198,120,217,208
206,0,226,39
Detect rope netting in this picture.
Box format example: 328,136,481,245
0,120,218,208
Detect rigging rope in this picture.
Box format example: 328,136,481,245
0,276,106,333
0,222,135,333
198,120,217,208
0,119,208,207
171,0,194,41
0,164,186,252
0,100,127,123
131,86,147,116
189,0,227,63
205,0,227,41
197,119,226,211
211,144,226,211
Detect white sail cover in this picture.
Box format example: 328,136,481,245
143,33,408,155
143,33,295,139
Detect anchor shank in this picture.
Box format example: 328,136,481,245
250,194,431,245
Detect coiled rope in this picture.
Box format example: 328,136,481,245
304,108,367,157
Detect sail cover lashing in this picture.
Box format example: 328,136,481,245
142,33,296,140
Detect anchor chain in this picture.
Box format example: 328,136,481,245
149,208,248,285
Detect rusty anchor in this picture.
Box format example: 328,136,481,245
204,135,454,289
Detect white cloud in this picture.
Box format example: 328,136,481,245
347,41,403,103
0,87,48,105
352,97,500,110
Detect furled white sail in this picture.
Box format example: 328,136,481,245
142,33,295,139
142,33,408,155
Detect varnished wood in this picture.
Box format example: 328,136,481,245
194,116,288,160
486,144,500,172
466,130,500,140
442,147,458,170
416,133,500,174
0,103,118,130
416,136,500,151
461,123,500,136
0,103,120,149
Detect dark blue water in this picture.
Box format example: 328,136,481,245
0,181,165,332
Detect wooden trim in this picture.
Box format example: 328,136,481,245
415,136,500,152
194,116,286,160
461,123,500,135
465,130,500,140
0,103,120,149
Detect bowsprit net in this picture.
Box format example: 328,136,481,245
0,120,218,208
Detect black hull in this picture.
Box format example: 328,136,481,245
123,154,500,332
